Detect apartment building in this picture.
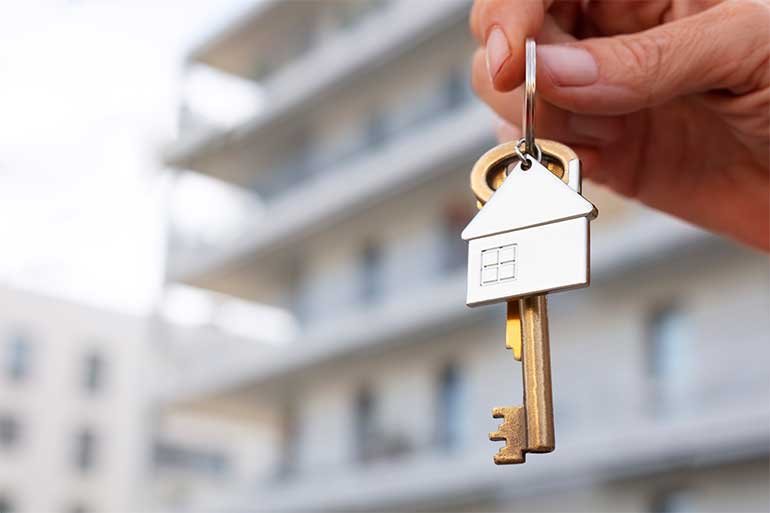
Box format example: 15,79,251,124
160,1,770,512
0,287,152,513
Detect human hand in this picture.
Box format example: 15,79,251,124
470,0,769,251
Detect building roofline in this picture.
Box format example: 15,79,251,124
168,103,494,285
186,0,282,69
166,0,471,170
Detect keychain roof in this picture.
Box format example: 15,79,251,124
461,159,597,241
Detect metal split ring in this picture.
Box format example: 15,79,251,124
513,137,542,170
522,38,537,160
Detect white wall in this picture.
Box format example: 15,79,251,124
0,287,151,513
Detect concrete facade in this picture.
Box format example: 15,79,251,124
0,287,152,513
161,1,770,512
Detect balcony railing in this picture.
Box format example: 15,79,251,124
251,1,392,83
250,74,474,202
291,234,467,327
166,102,493,283
248,368,769,510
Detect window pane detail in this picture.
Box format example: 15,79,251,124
0,415,20,449
359,243,383,304
82,351,106,394
74,428,97,473
5,334,31,383
436,363,464,450
646,305,693,416
353,387,375,462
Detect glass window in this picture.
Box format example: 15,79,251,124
0,496,12,513
67,504,89,513
82,351,106,394
0,415,20,449
74,428,97,473
441,204,473,272
650,489,695,513
276,402,297,480
5,334,31,382
436,363,464,450
365,112,388,148
646,305,693,414
153,441,228,476
359,242,384,304
444,68,471,109
353,387,376,462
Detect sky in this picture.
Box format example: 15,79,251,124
0,0,257,315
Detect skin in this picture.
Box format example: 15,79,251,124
470,0,770,251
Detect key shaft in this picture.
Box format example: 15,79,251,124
520,294,555,452
491,294,555,463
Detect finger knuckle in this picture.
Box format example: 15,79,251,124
726,0,770,23
613,30,674,100
709,0,770,89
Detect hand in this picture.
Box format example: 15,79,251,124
470,0,769,251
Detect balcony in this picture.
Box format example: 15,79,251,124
231,366,769,512
167,100,495,284
158,211,715,408
249,72,475,203
167,0,471,171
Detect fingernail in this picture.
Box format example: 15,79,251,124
485,27,510,81
539,45,598,86
569,115,622,143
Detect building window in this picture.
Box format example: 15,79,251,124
436,363,464,450
444,68,470,109
74,428,97,473
0,496,13,513
353,387,376,462
359,242,384,304
82,351,106,394
646,305,693,415
441,204,473,272
365,112,388,148
275,403,298,480
650,489,694,513
5,334,31,382
153,441,228,477
0,415,20,449
67,504,89,513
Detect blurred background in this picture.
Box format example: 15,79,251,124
0,1,768,512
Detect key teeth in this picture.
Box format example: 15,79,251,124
494,449,526,465
491,406,509,419
489,406,527,465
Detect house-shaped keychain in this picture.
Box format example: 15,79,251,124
462,159,598,307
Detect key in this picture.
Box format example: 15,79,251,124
491,295,553,463
465,139,596,464
463,38,597,465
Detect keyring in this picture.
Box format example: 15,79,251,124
513,137,542,164
522,38,537,160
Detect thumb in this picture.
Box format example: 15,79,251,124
536,1,770,115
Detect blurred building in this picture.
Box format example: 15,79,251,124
0,287,152,513
160,1,770,512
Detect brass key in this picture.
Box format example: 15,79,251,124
471,139,580,464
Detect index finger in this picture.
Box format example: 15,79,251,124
469,0,551,91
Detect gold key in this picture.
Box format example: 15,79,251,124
470,139,581,464
464,38,597,465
